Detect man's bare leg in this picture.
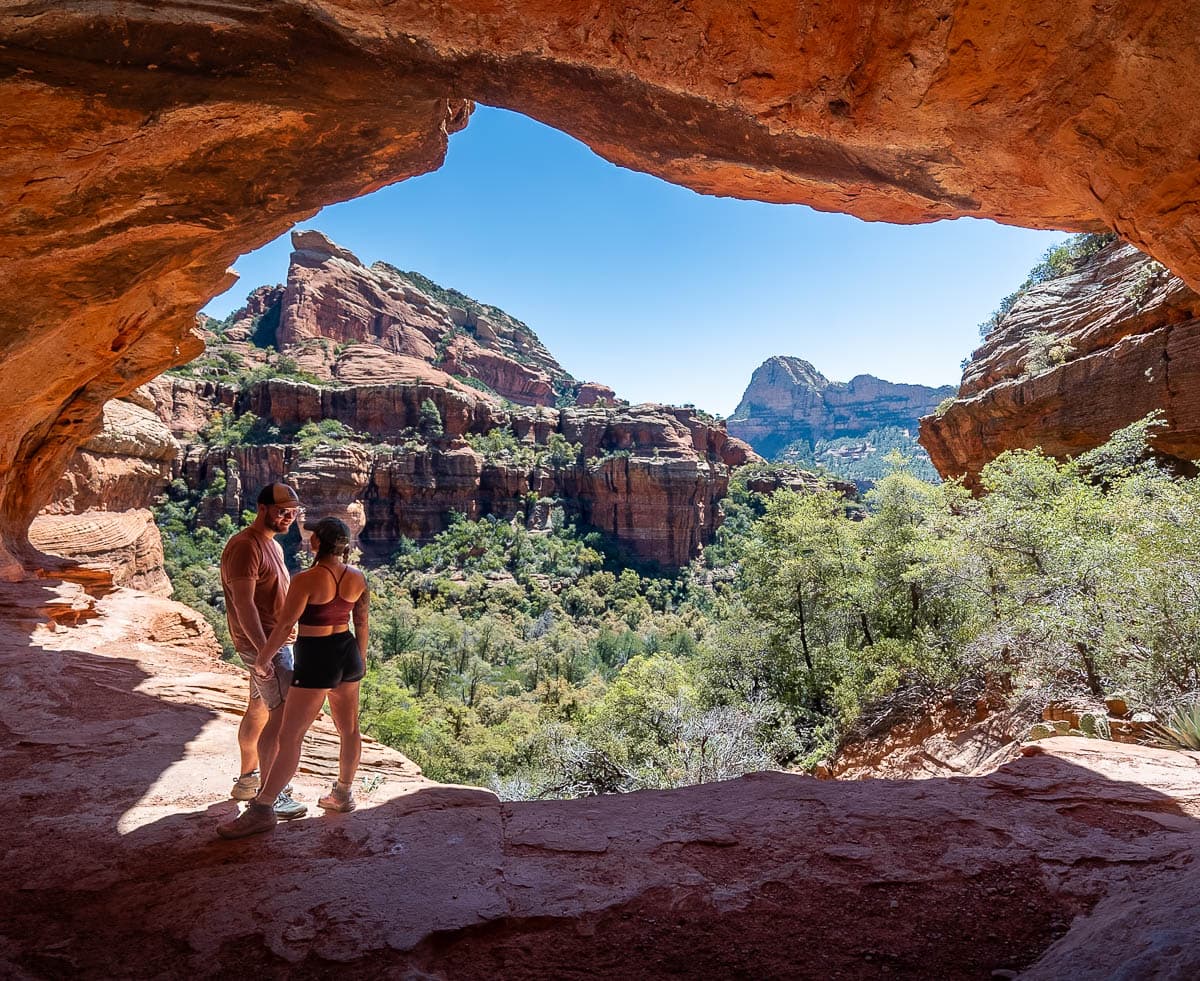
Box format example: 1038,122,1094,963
257,704,286,788
238,681,268,776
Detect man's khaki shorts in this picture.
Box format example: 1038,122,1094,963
244,645,294,711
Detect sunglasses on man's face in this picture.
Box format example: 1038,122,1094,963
273,507,300,520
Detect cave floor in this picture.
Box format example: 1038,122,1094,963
1,580,1198,980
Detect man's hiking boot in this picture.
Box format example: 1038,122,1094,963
216,802,277,840
318,781,356,813
230,769,260,801
273,789,307,821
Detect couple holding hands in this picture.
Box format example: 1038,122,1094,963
216,483,370,839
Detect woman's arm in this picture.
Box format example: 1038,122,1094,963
352,574,370,662
255,574,313,677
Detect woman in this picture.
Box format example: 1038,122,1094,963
218,516,369,839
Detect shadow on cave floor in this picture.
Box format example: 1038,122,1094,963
2,579,1199,980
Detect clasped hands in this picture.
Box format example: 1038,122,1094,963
253,652,275,681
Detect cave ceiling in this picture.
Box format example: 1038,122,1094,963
2,0,1198,577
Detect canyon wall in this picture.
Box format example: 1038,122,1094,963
921,242,1200,484
5,1,1200,575
157,375,749,568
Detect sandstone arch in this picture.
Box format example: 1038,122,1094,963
4,1,1200,578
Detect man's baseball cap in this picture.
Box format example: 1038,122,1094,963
256,482,301,508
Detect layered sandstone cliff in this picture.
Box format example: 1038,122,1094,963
5,1,1200,576
157,373,751,568
29,397,180,594
921,242,1200,484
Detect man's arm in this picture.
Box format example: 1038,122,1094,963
226,577,269,654
255,579,311,675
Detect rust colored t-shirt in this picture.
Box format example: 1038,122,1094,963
220,528,291,656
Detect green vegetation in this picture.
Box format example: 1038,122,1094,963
1021,332,1076,376
418,398,444,439
200,411,367,451
1128,259,1169,307
155,480,238,658
977,232,1117,341
1146,701,1200,751
465,427,582,470
778,426,941,487
156,412,1200,797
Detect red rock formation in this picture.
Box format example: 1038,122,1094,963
576,382,621,407
275,230,573,406
729,356,955,457
921,243,1200,484
3,583,1199,977
45,399,178,515
5,1,1200,576
165,387,751,566
31,398,179,591
28,509,172,596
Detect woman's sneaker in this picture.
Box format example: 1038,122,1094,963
230,769,260,801
273,789,307,821
318,781,356,813
216,802,277,840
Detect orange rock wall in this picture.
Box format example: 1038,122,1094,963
921,243,1200,483
5,1,1200,574
164,379,746,567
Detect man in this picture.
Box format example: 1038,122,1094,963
219,482,306,820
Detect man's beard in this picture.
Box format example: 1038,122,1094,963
266,516,292,534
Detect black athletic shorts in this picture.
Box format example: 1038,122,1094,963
293,631,365,689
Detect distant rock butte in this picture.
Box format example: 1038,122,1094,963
729,356,954,457
921,243,1200,485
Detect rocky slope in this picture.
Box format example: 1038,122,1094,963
921,241,1200,484
248,230,590,407
152,373,751,568
2,579,1199,979
5,1,1200,578
728,357,953,468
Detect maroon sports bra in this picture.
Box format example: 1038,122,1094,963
298,565,356,627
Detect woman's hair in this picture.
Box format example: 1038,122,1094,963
309,516,352,561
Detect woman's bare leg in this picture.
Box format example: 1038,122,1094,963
254,687,326,805
326,681,362,786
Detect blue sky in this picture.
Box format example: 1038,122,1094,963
204,106,1065,417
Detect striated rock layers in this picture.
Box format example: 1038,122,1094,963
29,396,180,594
270,231,586,407
729,356,954,457
155,375,752,568
921,242,1200,485
4,581,1200,979
6,1,1200,576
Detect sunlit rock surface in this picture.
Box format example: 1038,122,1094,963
5,1,1200,574
729,356,954,458
0,582,1197,978
921,242,1200,484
